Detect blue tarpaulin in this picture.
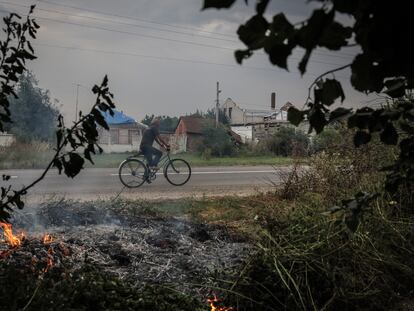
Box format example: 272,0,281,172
102,110,136,125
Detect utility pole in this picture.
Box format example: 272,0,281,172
216,81,221,128
75,83,80,122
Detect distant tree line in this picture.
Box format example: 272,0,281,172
4,72,59,143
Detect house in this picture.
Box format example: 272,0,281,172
174,116,208,152
98,110,147,153
221,97,296,142
221,97,292,126
0,132,15,147
174,116,243,152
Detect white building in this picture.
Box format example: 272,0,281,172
98,110,147,153
221,97,296,142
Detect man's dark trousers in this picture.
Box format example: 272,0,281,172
141,145,162,167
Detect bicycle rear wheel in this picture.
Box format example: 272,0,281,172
118,159,147,188
164,159,191,186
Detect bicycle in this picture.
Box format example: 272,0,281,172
118,149,191,188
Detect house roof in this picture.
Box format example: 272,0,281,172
102,110,136,125
176,116,210,134
227,129,243,144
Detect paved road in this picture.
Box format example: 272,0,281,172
1,166,289,201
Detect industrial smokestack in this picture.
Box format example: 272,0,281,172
271,92,276,110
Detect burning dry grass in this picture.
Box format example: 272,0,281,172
1,198,252,310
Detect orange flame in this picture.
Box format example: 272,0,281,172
43,234,53,244
208,295,233,311
43,247,54,272
0,222,23,248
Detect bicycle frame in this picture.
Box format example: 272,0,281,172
129,150,172,172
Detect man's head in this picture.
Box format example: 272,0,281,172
151,117,161,128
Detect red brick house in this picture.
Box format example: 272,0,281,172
175,116,243,152
175,116,209,152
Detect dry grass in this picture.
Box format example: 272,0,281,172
0,141,54,169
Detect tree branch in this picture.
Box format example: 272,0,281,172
0,90,106,211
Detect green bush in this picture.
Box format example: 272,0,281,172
260,127,309,156
228,196,414,311
200,124,235,157
223,131,410,311
311,127,342,153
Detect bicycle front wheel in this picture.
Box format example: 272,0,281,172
164,159,191,186
118,159,147,188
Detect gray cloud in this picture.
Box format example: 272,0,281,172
1,0,370,122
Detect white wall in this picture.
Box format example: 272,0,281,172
0,133,15,147
231,126,253,143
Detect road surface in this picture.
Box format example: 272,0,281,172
1,166,289,201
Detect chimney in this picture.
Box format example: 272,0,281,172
271,92,276,110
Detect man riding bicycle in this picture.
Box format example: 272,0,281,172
140,117,170,170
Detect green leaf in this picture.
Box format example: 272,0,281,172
92,108,109,130
347,107,374,129
351,54,384,93
329,107,352,122
298,49,311,75
202,0,236,9
256,0,270,15
92,85,100,94
309,108,327,133
321,79,345,106
237,15,268,49
84,149,94,165
318,22,352,50
265,41,292,69
333,0,358,14
234,49,253,64
287,107,304,126
63,153,85,178
384,78,406,98
297,9,334,50
354,130,371,147
380,123,398,145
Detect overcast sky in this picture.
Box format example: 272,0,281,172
0,0,373,122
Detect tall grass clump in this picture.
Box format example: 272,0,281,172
225,131,413,311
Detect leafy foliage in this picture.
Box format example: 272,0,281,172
203,0,414,206
260,127,309,157
200,123,235,156
204,108,230,125
141,114,179,132
0,8,116,222
0,75,115,222
5,72,59,142
310,127,342,153
0,5,39,132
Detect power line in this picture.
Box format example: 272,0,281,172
33,0,356,60
0,1,239,43
0,6,350,68
35,0,236,38
32,42,349,80
23,0,356,60
1,2,356,62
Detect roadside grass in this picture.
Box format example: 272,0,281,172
88,153,295,168
0,141,54,170
0,147,296,169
